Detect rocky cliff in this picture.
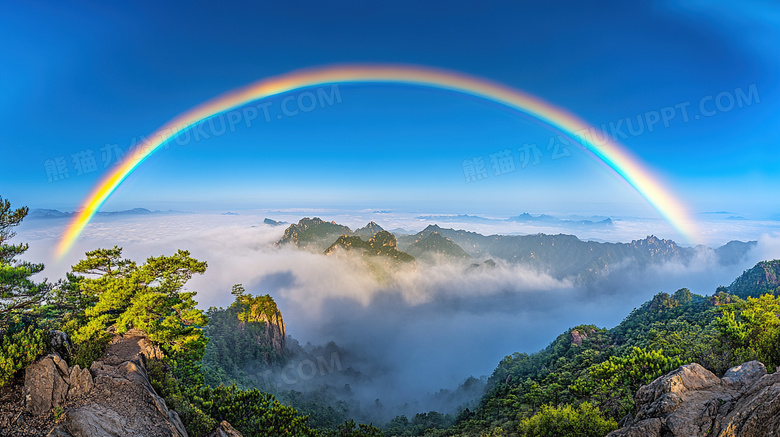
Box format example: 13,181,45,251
608,361,780,437
30,330,187,436
236,294,287,357
10,330,245,437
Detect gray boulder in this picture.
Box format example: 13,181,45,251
608,360,780,437
67,365,94,399
722,361,766,388
207,421,244,437
23,354,71,415
49,330,71,357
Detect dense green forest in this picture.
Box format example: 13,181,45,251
2,195,780,436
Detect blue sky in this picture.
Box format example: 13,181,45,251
2,0,779,220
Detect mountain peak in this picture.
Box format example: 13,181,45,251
355,221,385,238
406,231,471,260
276,217,352,250
325,231,414,264
727,259,780,298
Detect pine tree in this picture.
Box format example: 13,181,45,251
0,197,50,385
0,197,50,326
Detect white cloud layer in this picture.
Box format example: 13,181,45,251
14,210,780,410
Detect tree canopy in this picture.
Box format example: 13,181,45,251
0,197,50,325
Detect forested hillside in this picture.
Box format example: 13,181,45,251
443,267,780,436
725,260,780,298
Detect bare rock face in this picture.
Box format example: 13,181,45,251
721,361,766,388
57,404,133,436
41,331,188,437
570,328,595,347
67,365,94,399
570,330,585,347
261,311,286,357
23,354,72,415
608,361,780,437
206,421,244,437
236,296,287,357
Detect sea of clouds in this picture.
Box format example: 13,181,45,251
15,210,780,414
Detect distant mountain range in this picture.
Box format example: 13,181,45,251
397,224,756,279
27,208,184,219
276,218,467,263
415,213,614,228
275,218,758,281
263,218,287,226
507,213,613,228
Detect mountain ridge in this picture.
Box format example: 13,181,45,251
275,219,758,281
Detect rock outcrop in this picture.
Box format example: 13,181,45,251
254,305,286,357
206,420,244,437
23,354,76,416
569,328,595,347
235,294,287,357
608,361,780,437
22,330,188,437
325,231,415,265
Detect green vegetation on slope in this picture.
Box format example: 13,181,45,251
202,289,388,431
716,293,780,372
518,402,617,437
447,273,780,436
326,230,415,264
726,260,780,298
202,286,287,388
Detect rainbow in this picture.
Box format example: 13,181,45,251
56,64,698,258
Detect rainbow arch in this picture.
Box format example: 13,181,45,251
56,64,698,258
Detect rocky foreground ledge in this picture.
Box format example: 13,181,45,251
608,361,780,437
8,330,243,437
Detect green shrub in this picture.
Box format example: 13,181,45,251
0,324,47,386
519,402,617,437
717,294,780,372
68,318,112,368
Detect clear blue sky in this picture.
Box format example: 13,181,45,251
2,0,778,218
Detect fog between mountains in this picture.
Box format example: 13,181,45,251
15,213,780,414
